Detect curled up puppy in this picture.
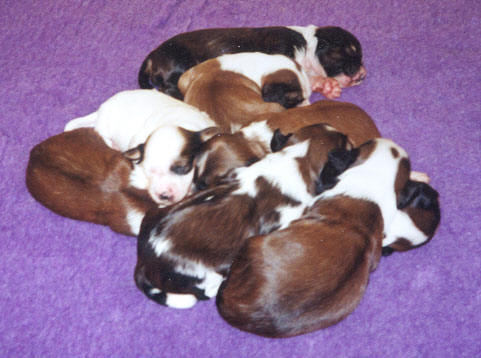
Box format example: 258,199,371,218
64,89,218,206
178,52,312,131
134,124,352,309
26,128,157,236
216,138,441,338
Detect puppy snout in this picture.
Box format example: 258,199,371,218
158,193,174,202
353,66,367,84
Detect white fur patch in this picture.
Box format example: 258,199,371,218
276,205,307,230
383,210,428,247
149,234,173,257
217,52,311,104
165,293,198,309
288,24,327,79
240,120,274,148
320,139,408,233
233,140,313,205
64,89,214,151
125,207,145,236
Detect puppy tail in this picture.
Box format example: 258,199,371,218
64,112,98,132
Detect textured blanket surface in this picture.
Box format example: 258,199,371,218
1,0,480,356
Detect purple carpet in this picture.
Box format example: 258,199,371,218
2,0,480,356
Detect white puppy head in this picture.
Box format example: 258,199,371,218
125,125,219,206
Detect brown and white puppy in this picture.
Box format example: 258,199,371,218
178,52,312,131
138,25,366,99
64,89,218,206
134,124,352,309
193,100,380,191
26,128,157,236
382,180,440,254
217,138,438,338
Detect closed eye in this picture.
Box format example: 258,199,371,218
170,164,192,175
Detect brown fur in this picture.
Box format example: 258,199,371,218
178,59,285,132
256,100,380,146
26,128,157,236
217,196,384,338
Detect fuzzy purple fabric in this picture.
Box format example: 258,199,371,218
1,0,480,356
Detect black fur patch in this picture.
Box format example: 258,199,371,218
315,147,360,194
270,129,293,152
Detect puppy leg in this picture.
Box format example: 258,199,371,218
311,76,342,99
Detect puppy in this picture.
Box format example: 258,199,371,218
138,25,366,99
382,180,440,254
26,128,157,236
178,52,312,131
194,100,380,191
64,89,218,205
217,138,438,337
134,124,352,309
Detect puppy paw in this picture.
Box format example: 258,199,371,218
410,171,430,183
311,76,342,99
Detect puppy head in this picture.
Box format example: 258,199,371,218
125,126,218,205
275,123,354,195
382,180,441,255
315,26,366,87
194,132,264,191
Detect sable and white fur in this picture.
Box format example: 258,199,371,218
217,138,440,337
194,100,379,191
64,89,217,205
138,25,366,100
26,128,157,236
194,100,429,193
179,53,312,132
134,124,351,309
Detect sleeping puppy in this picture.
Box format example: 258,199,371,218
194,100,430,192
138,25,366,99
178,52,312,131
193,100,380,191
64,89,218,205
26,128,157,236
134,124,352,309
382,180,440,254
217,138,438,338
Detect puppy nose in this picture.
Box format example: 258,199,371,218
196,179,207,191
355,66,367,83
159,193,174,202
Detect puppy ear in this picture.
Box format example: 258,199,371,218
397,180,440,210
198,126,221,143
177,67,195,95
270,129,292,152
315,147,359,194
261,82,304,109
123,143,145,165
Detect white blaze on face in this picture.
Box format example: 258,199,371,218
140,126,194,205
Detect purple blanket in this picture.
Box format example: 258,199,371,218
1,0,480,356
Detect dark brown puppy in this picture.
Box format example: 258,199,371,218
217,139,429,337
26,128,157,236
138,25,366,100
